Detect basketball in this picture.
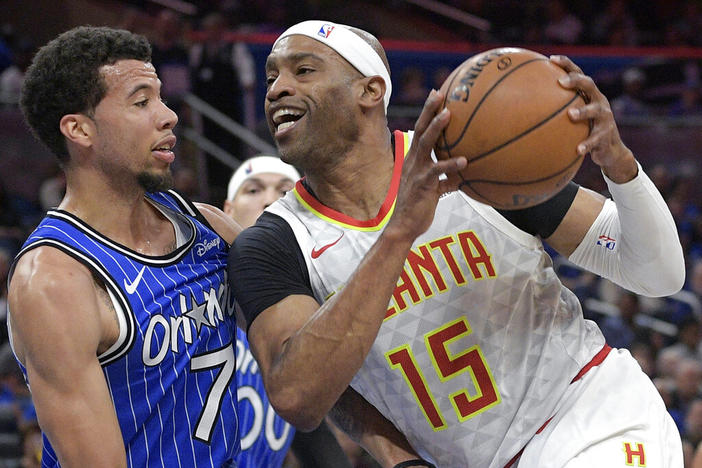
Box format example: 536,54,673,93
434,47,590,210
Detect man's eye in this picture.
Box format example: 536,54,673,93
135,99,148,107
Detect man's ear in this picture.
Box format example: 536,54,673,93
358,76,387,110
59,114,95,149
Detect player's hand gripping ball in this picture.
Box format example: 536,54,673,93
434,47,590,210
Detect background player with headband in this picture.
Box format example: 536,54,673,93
230,19,686,467
8,26,241,467
223,154,353,468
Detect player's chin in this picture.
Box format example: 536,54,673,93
137,169,174,193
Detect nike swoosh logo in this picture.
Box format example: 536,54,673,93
124,266,146,295
311,233,344,259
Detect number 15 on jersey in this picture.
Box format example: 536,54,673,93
386,316,501,430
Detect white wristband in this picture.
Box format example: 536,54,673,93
568,163,685,297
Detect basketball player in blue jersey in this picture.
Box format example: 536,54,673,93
223,155,352,468
7,26,241,467
230,20,686,467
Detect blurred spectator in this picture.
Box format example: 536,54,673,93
190,11,256,202
670,358,702,429
611,68,651,118
669,82,702,117
0,38,33,107
655,376,677,409
649,163,676,200
392,66,429,130
0,343,35,434
598,290,644,349
663,316,702,361
431,66,452,92
687,399,702,448
543,0,584,45
0,246,11,342
657,346,686,380
395,66,428,107
590,0,640,46
37,163,65,213
20,422,41,468
669,0,702,47
173,166,199,200
0,180,24,254
630,340,656,377
150,9,191,115
0,24,13,74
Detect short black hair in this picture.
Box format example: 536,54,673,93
20,26,152,163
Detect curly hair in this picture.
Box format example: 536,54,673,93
20,26,152,163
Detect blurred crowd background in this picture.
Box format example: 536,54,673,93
3,0,702,467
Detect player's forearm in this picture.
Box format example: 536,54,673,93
267,231,415,430
330,387,422,468
569,163,685,297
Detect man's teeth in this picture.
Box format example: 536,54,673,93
278,121,295,131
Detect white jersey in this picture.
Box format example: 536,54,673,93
267,131,606,467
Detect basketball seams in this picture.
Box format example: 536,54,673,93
468,92,584,165
439,57,547,154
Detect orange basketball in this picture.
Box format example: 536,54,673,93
434,47,590,210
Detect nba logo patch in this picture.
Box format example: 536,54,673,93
245,162,253,174
596,235,616,250
318,24,334,38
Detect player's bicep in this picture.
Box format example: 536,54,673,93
8,250,125,465
545,186,606,256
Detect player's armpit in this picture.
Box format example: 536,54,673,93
329,387,425,468
8,248,127,467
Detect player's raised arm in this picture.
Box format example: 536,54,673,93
544,55,684,297
8,248,126,467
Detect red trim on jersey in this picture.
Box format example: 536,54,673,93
570,344,612,383
502,344,613,468
292,131,407,228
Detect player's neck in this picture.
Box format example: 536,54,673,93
58,170,173,252
305,133,394,220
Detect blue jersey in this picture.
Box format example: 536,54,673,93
11,191,239,468
235,327,294,468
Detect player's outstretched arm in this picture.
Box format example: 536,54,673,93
242,91,466,431
544,55,685,297
8,248,126,467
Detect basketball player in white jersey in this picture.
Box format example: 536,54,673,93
229,20,686,468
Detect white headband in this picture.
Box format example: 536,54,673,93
273,20,392,110
227,155,300,201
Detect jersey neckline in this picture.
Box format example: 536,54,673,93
291,130,409,231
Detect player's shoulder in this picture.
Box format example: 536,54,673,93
230,212,299,260
193,201,242,245
235,212,293,245
10,245,95,298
